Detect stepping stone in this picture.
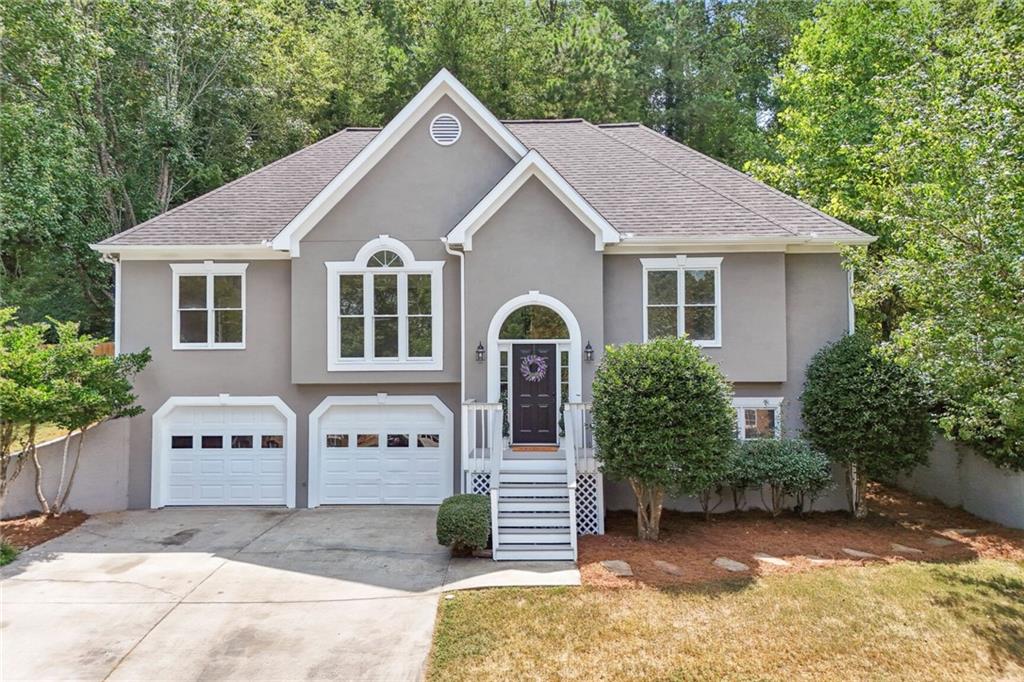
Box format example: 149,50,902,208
926,537,956,547
713,557,750,572
601,560,633,577
806,556,834,565
949,528,978,536
842,548,880,559
653,559,684,576
753,552,791,567
891,543,923,554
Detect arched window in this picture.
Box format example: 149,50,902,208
499,305,569,340
326,236,444,371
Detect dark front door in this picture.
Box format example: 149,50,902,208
512,343,557,444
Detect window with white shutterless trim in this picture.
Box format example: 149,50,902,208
326,236,444,371
733,397,783,440
641,256,722,347
170,262,248,349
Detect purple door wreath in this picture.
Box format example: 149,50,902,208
519,353,548,382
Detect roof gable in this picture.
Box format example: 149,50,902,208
271,69,527,255
447,150,620,251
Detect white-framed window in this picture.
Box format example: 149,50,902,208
733,397,782,440
641,255,722,347
325,236,444,371
170,262,248,350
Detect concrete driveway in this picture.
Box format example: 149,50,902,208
1,507,577,681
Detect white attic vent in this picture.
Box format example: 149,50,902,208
430,113,462,146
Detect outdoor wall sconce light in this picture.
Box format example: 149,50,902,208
584,341,595,362
475,342,486,362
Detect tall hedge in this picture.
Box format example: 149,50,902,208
802,334,932,517
592,337,735,540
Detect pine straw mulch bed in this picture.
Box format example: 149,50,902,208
579,483,1024,588
0,510,89,550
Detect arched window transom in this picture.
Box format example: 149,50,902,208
368,250,404,268
499,305,569,340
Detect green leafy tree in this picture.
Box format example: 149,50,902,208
592,337,735,540
0,308,55,499
802,334,932,518
36,320,150,516
755,0,1023,469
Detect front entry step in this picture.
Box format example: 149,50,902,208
493,544,575,561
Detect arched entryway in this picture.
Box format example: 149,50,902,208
486,292,582,445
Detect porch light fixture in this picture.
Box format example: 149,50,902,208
475,342,486,362
584,341,594,362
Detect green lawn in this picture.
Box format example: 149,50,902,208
429,560,1024,681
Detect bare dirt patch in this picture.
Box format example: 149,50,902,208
579,484,1024,588
1,510,88,550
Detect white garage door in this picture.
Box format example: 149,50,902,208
315,402,451,505
160,404,289,506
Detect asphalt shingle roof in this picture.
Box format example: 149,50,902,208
98,120,868,247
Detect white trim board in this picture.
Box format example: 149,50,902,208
272,69,528,256
150,395,298,509
306,394,455,508
324,236,445,372
91,244,288,260
486,291,583,405
447,150,620,252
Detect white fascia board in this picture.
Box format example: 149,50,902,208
448,150,620,251
271,69,528,256
605,233,875,255
90,243,288,261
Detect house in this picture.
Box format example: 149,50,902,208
91,69,872,560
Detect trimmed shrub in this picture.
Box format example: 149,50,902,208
436,494,490,555
803,334,932,517
592,337,735,540
741,438,834,516
722,441,761,511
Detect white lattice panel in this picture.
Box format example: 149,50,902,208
575,472,603,535
470,472,490,495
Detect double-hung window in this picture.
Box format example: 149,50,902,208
733,397,782,440
641,256,722,346
171,262,247,349
326,237,444,371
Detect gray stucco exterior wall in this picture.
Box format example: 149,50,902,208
463,176,605,401
291,94,514,385
604,252,788,382
119,259,461,508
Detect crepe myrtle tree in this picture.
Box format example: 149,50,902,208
592,337,735,541
802,334,932,518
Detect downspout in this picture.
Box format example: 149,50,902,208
100,252,122,355
441,237,466,404
847,267,855,335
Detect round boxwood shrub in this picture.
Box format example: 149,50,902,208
802,333,932,518
592,337,735,540
436,494,490,555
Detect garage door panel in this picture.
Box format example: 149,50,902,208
159,404,289,506
315,401,451,505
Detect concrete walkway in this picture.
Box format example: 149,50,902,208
1,507,578,681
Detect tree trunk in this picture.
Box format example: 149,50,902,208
629,480,664,541
849,463,869,519
28,425,50,516
56,426,89,515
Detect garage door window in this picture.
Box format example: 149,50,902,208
326,237,444,372
201,435,223,448
170,262,248,350
261,435,283,449
387,434,410,447
231,435,253,448
171,435,193,449
357,434,378,447
417,434,440,448
326,434,349,448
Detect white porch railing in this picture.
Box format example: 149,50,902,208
563,402,598,473
461,401,504,491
